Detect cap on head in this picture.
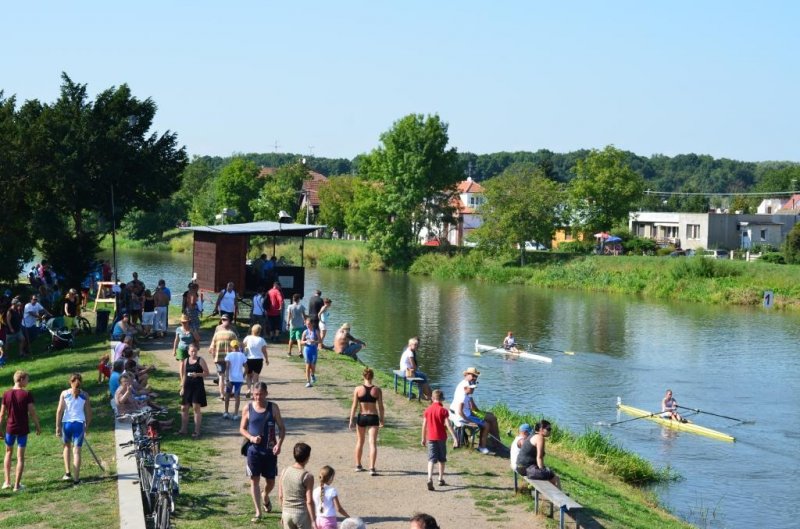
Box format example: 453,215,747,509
341,323,351,330
519,423,533,435
220,314,230,321
462,367,481,377
180,314,190,323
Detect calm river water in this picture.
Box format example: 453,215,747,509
111,249,799,529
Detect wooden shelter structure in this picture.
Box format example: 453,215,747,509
181,221,325,298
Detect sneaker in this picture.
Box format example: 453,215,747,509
61,473,72,481
1,483,10,490
72,479,81,486
222,412,231,419
311,375,317,383
13,484,25,492
438,479,447,486
233,415,241,421
478,447,490,455
369,468,377,476
305,382,312,388
354,465,364,472
426,480,435,491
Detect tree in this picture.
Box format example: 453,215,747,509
19,73,187,286
356,114,461,268
569,145,644,233
317,175,358,235
0,92,35,282
213,158,261,222
472,163,565,264
176,156,219,225
784,223,800,264
250,162,308,222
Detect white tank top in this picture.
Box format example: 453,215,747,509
219,290,237,313
62,390,88,423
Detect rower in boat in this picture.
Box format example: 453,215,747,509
503,331,522,354
661,389,687,423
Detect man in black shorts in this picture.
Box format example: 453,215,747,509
239,382,285,522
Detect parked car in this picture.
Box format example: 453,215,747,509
517,241,547,251
702,249,729,259
669,249,696,257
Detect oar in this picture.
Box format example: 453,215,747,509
84,438,106,473
597,410,664,427
676,405,752,424
527,344,575,356
473,344,505,356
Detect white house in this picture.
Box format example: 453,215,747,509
629,211,799,250
757,198,788,214
418,177,486,246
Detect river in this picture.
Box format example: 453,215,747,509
108,249,799,529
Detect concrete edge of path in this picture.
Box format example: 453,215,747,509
115,417,147,529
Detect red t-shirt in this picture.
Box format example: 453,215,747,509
267,288,283,317
2,388,34,435
423,401,450,441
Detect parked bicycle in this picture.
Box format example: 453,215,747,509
119,408,188,527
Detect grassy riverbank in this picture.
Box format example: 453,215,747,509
99,228,193,253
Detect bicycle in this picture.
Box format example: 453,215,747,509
148,452,189,529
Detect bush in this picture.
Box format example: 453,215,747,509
670,256,740,280
623,237,657,255
760,252,785,264
555,240,594,254
318,254,350,268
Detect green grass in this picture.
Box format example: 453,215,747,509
249,239,385,270
99,228,193,253
408,252,800,309
0,332,119,529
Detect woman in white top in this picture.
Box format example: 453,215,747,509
242,324,269,398
313,466,349,529
55,373,92,485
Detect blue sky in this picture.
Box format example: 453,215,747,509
3,1,798,161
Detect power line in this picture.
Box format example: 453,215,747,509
645,189,799,197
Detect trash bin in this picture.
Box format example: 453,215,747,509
95,310,110,334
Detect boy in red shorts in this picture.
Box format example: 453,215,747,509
1,370,42,491
421,389,458,491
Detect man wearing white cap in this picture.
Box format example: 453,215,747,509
450,367,502,453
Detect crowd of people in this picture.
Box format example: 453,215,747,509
0,269,551,529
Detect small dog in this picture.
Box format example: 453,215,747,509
97,353,111,383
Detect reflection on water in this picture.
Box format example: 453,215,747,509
110,250,799,529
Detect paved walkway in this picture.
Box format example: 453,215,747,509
134,330,541,529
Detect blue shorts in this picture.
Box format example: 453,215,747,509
62,421,85,446
246,446,278,479
464,414,485,428
303,348,318,365
226,381,243,396
4,433,28,448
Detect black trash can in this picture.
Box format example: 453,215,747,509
95,310,110,334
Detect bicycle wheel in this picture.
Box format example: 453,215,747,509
155,493,172,529
138,459,154,512
78,317,92,335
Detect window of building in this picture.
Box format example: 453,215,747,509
664,226,679,239
468,195,483,208
760,229,767,241
687,224,700,239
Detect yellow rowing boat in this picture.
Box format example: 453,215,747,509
617,401,735,442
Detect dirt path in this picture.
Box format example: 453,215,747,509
139,331,541,529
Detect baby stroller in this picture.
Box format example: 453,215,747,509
43,318,74,351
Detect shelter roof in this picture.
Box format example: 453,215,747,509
181,221,325,237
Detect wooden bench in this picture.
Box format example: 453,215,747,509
392,370,423,401
524,477,582,529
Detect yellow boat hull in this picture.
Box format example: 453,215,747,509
617,403,735,442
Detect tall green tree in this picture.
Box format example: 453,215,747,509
473,163,565,264
357,114,461,268
250,162,308,222
569,145,644,233
19,73,187,286
317,175,358,235
0,92,35,282
177,156,219,225
213,158,261,222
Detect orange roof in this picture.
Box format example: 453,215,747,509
457,178,485,194
777,194,800,212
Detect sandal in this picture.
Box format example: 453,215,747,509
251,514,261,523
192,432,201,439
263,498,272,513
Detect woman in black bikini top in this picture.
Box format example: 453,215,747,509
348,367,384,475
